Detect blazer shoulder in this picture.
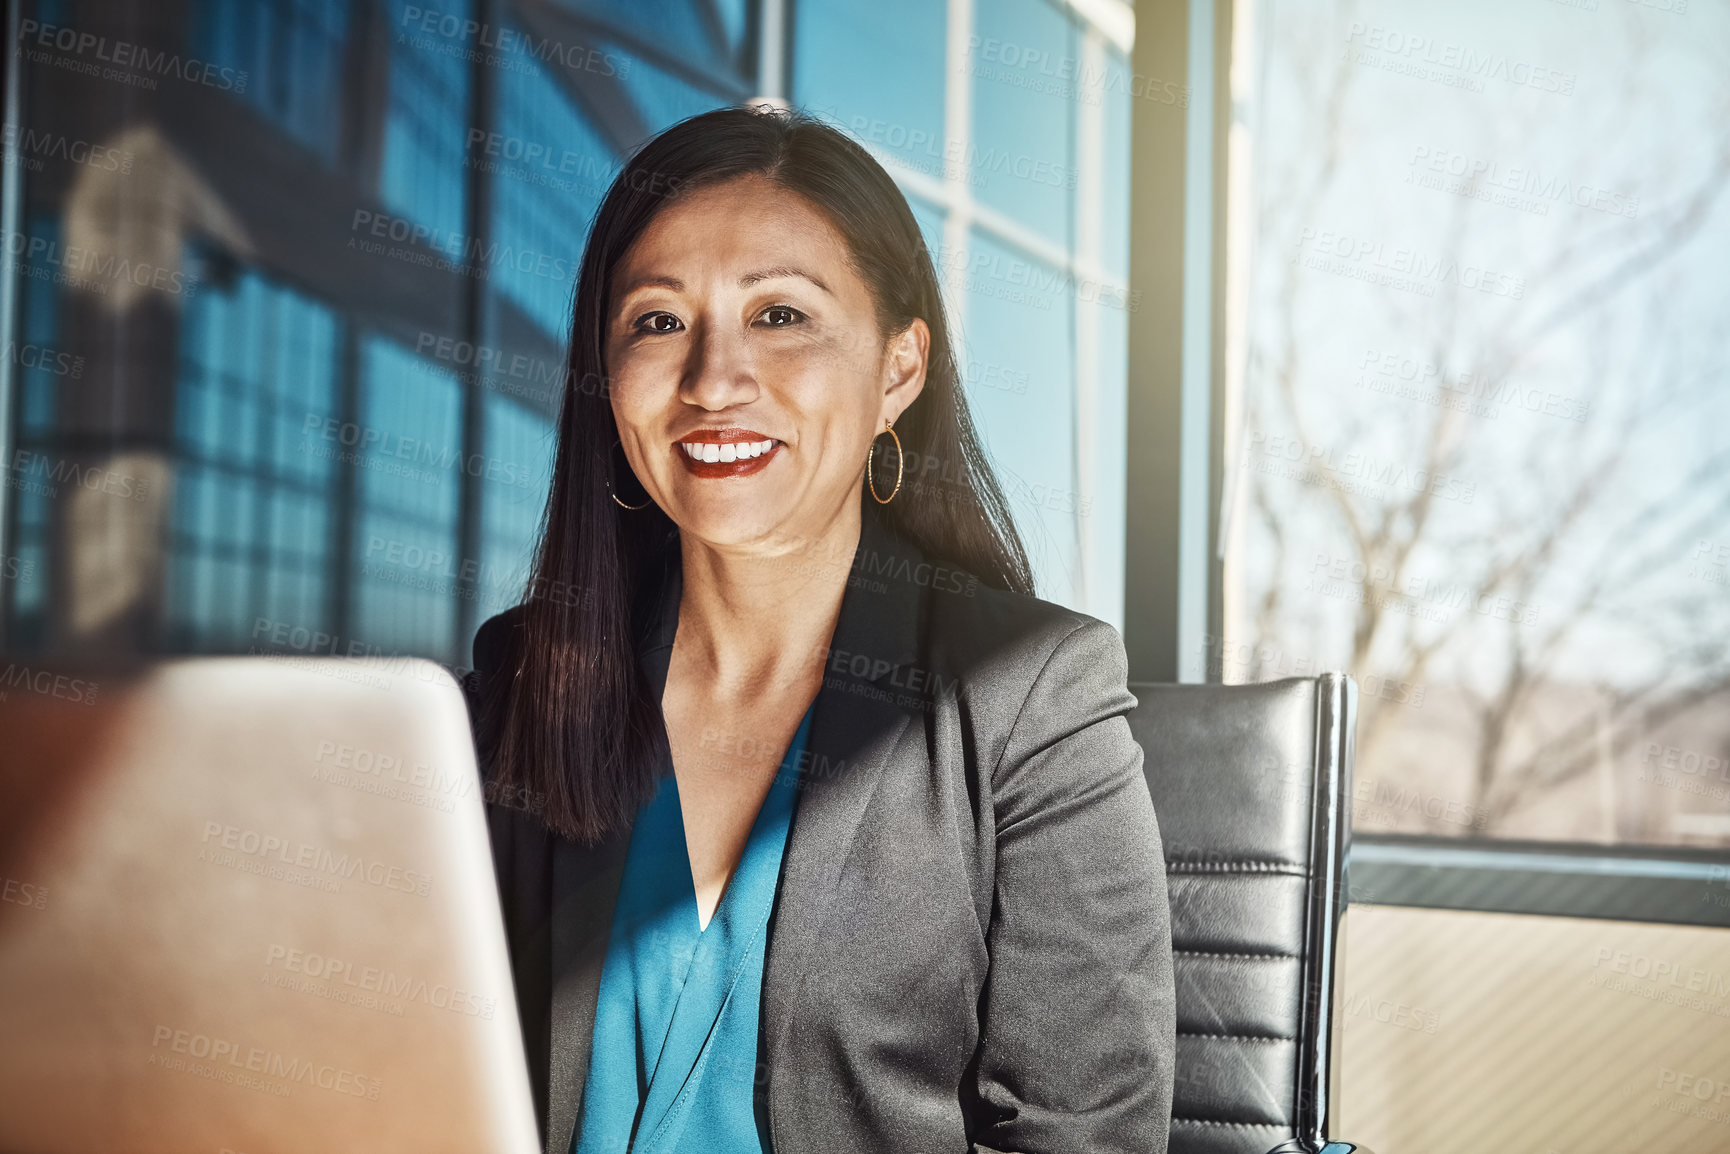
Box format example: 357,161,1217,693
920,578,1138,814
919,576,1132,751
927,577,1122,677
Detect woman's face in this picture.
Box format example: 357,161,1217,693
605,174,927,552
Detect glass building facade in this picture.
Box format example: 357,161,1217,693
2,0,1133,668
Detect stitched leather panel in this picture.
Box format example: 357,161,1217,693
1167,873,1310,957
1171,1033,1294,1126
1175,950,1303,1039
1129,679,1317,869
1168,1118,1292,1154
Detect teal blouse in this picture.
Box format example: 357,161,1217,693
572,707,813,1154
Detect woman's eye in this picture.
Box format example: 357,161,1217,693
635,312,682,334
759,305,805,327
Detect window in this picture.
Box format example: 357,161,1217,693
613,53,733,132
794,0,947,179
381,0,472,239
350,337,463,661
793,0,1134,627
488,43,614,337
561,0,752,77
6,229,69,637
168,265,340,651
4,0,1138,663
191,0,350,161
477,392,556,624
1224,0,1730,847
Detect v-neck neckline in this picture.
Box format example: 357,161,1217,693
668,705,814,935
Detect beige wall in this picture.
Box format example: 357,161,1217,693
1339,905,1730,1153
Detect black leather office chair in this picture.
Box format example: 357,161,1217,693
1127,673,1368,1154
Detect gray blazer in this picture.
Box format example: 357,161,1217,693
462,506,1175,1154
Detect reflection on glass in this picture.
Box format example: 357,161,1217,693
489,42,613,335
352,337,462,660
191,0,350,160
479,392,556,624
382,0,472,238
612,52,731,134
553,0,750,75
168,265,339,651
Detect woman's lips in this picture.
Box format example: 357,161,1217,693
673,430,782,478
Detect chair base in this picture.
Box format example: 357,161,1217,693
1263,1140,1374,1154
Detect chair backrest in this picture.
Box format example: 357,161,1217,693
1126,674,1356,1154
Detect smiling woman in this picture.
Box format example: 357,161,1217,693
463,105,1174,1154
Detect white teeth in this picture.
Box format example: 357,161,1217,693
679,439,777,462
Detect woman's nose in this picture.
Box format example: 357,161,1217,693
680,322,761,411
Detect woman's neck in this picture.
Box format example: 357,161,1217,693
672,502,863,695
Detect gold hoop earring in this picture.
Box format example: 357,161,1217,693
611,490,649,511
866,419,903,505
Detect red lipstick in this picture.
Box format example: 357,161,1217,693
673,427,783,479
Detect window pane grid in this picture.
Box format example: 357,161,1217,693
168,263,338,652
191,0,349,161
381,0,472,239
478,393,556,622
351,338,464,660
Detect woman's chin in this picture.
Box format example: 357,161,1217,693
666,496,796,551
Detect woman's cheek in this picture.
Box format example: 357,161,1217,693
607,365,665,425
776,351,872,422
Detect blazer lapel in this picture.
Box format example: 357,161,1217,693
545,543,683,1154
545,831,628,1154
761,505,927,1099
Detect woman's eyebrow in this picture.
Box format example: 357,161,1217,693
738,265,832,294
616,274,685,298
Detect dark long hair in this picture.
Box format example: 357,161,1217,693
482,105,1032,843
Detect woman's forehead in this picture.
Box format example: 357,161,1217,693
624,181,850,271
